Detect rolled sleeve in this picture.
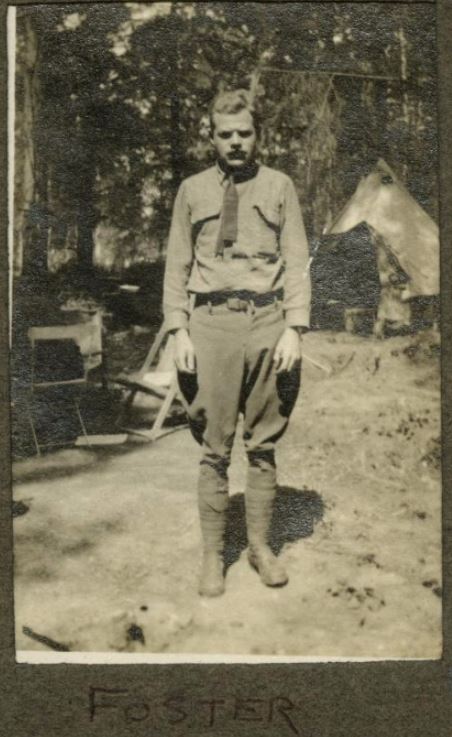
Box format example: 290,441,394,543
163,182,193,331
280,177,311,328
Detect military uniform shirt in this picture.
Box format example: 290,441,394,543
163,163,311,331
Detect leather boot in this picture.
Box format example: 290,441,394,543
197,462,228,597
245,456,288,588
248,545,288,587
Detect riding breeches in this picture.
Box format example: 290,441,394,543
177,299,301,474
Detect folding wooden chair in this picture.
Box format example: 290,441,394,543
113,325,183,442
23,312,105,455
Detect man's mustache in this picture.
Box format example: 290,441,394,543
227,150,246,159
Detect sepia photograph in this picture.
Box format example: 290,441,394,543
9,1,441,662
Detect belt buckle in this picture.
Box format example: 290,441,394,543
227,297,248,312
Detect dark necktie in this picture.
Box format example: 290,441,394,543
216,175,238,257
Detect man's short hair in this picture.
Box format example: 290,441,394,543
209,88,260,136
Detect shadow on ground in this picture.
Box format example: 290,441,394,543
12,425,191,486
223,486,324,570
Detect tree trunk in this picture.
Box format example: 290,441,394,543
169,92,183,194
76,152,97,274
168,4,183,196
16,15,43,278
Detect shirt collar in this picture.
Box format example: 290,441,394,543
216,159,260,185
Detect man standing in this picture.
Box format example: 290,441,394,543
163,89,311,597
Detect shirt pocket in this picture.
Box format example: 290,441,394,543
190,206,221,255
251,200,282,253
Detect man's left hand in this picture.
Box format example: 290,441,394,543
273,327,302,373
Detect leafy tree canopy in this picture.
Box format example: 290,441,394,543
15,2,437,273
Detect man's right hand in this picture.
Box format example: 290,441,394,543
173,328,196,373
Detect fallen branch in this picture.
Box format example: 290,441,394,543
303,351,333,375
23,626,70,652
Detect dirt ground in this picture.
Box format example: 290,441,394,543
13,328,441,660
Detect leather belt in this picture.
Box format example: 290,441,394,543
193,288,283,311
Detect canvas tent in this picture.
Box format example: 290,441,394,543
312,223,381,309
313,159,439,332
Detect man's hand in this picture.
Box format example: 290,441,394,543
173,328,196,373
273,327,302,373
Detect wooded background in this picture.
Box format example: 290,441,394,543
13,2,437,282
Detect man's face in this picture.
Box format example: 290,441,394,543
211,109,257,169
